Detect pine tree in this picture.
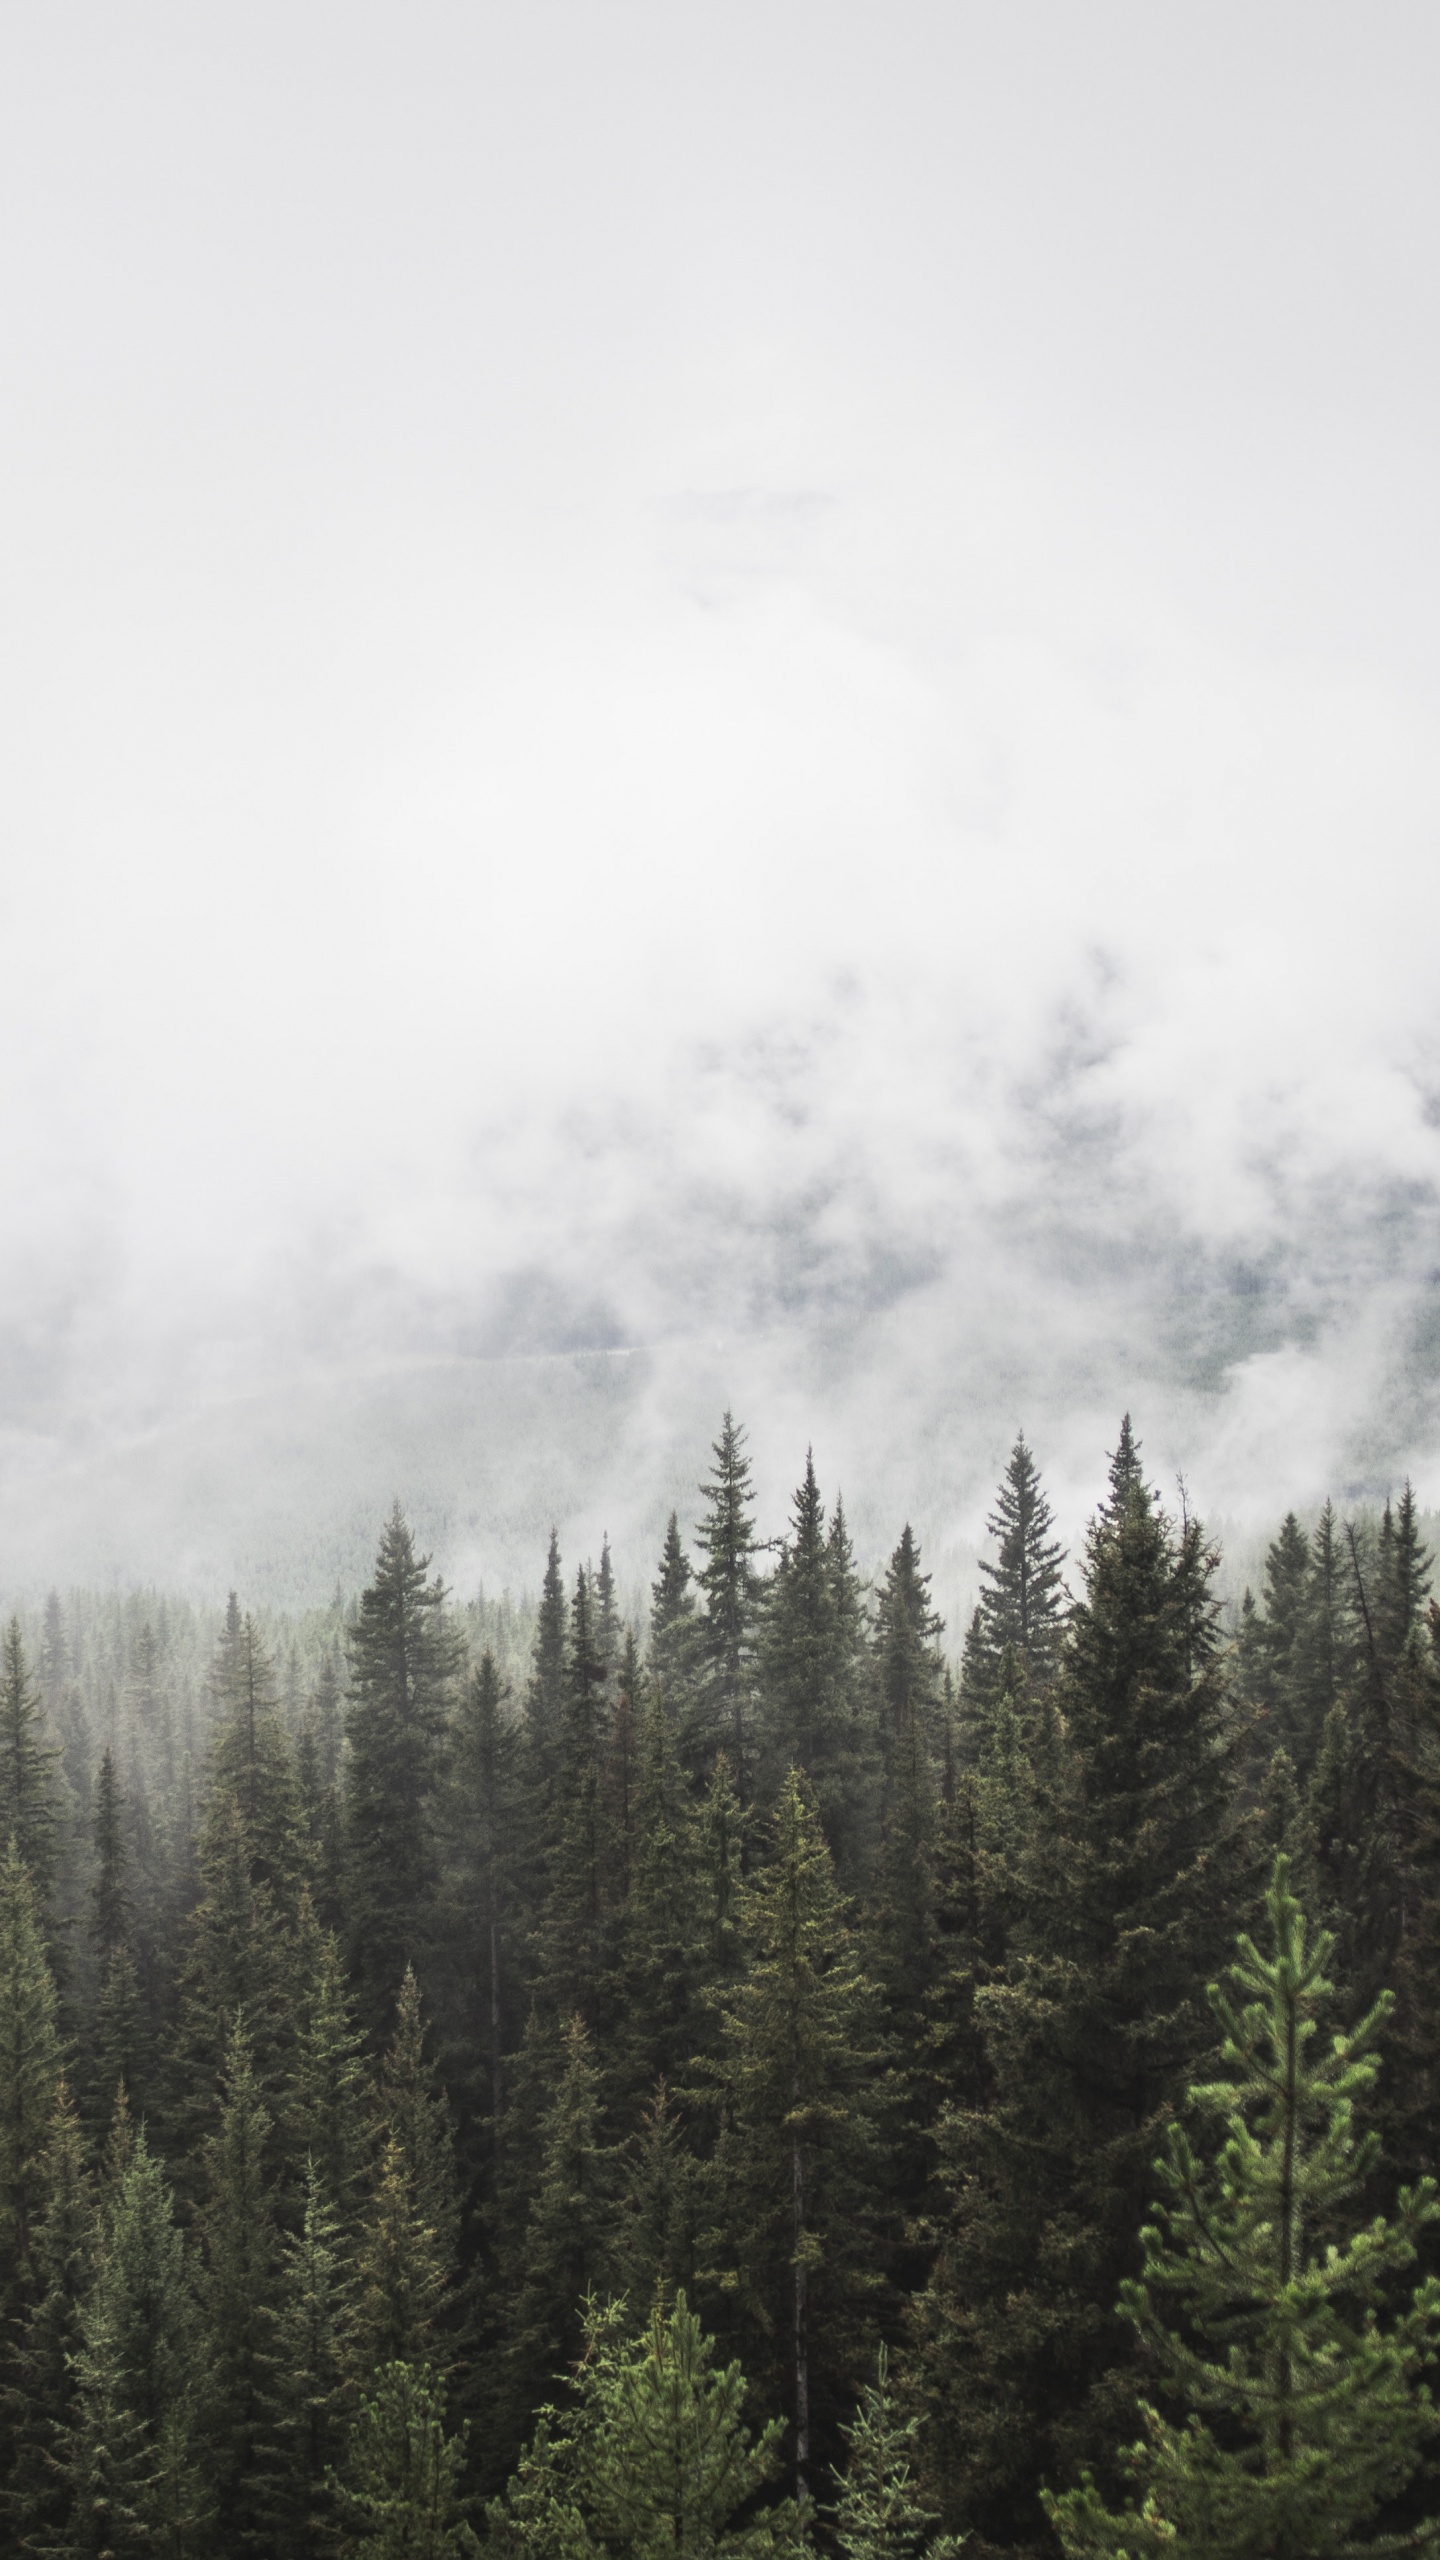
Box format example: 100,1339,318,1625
353,2134,453,2379
91,1743,132,1966
197,2016,281,2555
595,1538,621,1698
830,2347,961,2560
375,1967,461,2280
975,1438,1067,1688
615,1677,703,2107
0,1616,62,1908
487,2292,798,2560
0,2076,96,2550
344,1507,463,2037
758,1453,871,1877
281,1891,369,2211
438,1649,520,2150
257,2161,359,2560
695,1415,764,1802
1045,1857,1440,2560
0,1841,62,2320
524,1529,569,1852
541,1570,611,2023
650,1512,702,1763
208,1612,308,1904
333,2361,478,2559
495,2013,615,2461
704,1771,883,2506
64,2128,208,2558
909,1441,1253,2552
873,1530,944,1758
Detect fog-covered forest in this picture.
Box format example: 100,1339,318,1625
2,1412,1439,2558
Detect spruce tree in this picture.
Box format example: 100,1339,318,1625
1045,1857,1440,2560
830,2346,961,2560
439,1649,520,2148
281,1891,368,2211
614,1676,704,2107
0,1616,62,1908
0,2075,95,2550
333,2361,478,2559
0,1841,62,2321
873,1530,944,1757
541,1570,611,2023
909,1441,1252,2552
197,2016,281,2555
695,1415,764,1802
344,1506,463,2037
758,1453,871,1876
65,2129,207,2558
488,2292,798,2560
494,2013,615,2463
650,1511,702,1763
704,1770,883,2507
975,1438,1067,1687
257,2161,358,2560
524,1529,568,1853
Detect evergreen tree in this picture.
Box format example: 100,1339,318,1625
704,1771,883,2506
595,1539,621,1698
282,1891,369,2211
353,2135,453,2379
695,1416,764,1802
541,1571,610,2023
873,1530,943,1757
495,2013,615,2462
909,1442,1252,2552
439,1649,520,2149
830,2347,961,2560
64,2129,207,2558
197,2016,281,2555
257,2161,359,2560
523,1530,568,1854
975,1438,1067,1687
758,1454,871,1876
487,2291,798,2560
615,1678,704,2106
0,1617,62,1908
333,2360,478,2559
91,1743,131,1966
650,1512,702,1763
208,1611,308,1903
1045,1857,1440,2560
344,1507,463,2037
375,1967,460,2280
0,1841,62,2320
0,2076,96,2550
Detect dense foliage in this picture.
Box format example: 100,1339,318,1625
1,1417,1439,2555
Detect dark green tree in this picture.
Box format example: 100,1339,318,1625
0,2076,96,2550
344,1507,463,2037
333,2360,478,2559
650,1512,702,1765
758,1453,871,1877
909,1439,1252,2552
0,1617,62,1908
695,1415,764,1803
197,2016,281,2555
704,1770,883,2507
0,1842,62,2321
975,1438,1067,1688
257,2160,358,2560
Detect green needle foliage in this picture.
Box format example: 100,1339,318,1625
487,2291,800,2560
1045,1855,1440,2560
332,2360,477,2559
830,2346,963,2560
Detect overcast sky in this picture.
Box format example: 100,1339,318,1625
3,4,1439,1605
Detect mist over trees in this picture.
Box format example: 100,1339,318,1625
2,1416,1439,2556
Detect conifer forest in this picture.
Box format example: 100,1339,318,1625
5,1412,1440,2560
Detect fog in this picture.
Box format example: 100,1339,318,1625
3,4,1439,1608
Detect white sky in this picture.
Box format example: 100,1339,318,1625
3,4,1440,1600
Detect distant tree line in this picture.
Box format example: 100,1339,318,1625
2,1415,1440,2556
